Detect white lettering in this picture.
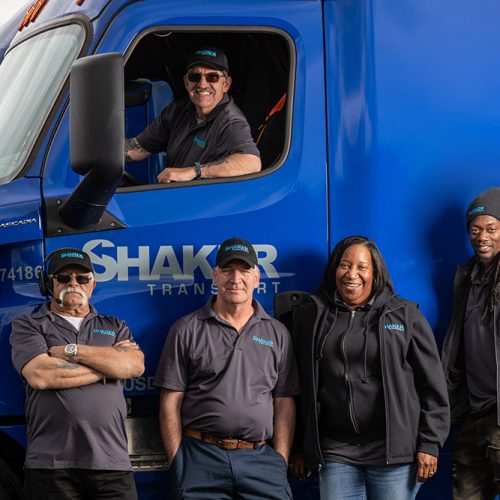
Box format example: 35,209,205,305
151,246,183,280
254,245,279,278
82,240,283,283
117,246,150,280
83,240,118,281
146,280,279,296
183,245,216,279
0,217,37,228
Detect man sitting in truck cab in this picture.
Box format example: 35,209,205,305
125,46,261,183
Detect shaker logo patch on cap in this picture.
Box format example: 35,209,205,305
60,252,84,259
468,206,485,217
225,244,249,253
195,49,217,57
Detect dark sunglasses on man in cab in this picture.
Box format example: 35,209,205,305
187,72,226,83
51,274,93,285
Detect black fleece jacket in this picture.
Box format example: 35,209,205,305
294,290,450,469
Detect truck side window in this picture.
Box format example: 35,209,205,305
122,30,291,188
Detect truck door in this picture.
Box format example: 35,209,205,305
40,0,328,468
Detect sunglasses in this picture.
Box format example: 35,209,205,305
51,274,93,285
187,72,225,83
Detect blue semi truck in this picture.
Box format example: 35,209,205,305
0,0,499,498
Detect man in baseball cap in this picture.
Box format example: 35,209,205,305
10,247,144,499
155,236,299,499
442,187,500,499
125,46,261,183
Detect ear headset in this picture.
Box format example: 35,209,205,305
38,249,61,298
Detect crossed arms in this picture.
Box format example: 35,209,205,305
22,339,145,390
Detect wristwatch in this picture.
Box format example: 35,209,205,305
194,161,203,179
64,343,78,359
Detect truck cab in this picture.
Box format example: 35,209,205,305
0,0,499,498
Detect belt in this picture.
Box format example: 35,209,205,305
183,428,265,450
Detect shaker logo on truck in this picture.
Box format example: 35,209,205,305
0,217,37,228
83,239,285,295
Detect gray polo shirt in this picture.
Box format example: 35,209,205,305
137,94,260,167
10,303,133,470
154,299,300,441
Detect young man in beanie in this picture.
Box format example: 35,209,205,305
10,248,144,499
442,187,500,498
155,237,299,499
125,47,261,183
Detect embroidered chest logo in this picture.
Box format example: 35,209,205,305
384,323,405,333
252,335,274,347
193,135,206,149
93,328,116,337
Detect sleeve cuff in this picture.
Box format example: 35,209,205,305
417,441,439,457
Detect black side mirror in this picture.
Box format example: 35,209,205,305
59,52,124,229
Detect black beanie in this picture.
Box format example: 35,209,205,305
466,187,500,227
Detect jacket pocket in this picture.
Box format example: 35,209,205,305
447,366,464,387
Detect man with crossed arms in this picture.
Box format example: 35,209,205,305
11,248,144,499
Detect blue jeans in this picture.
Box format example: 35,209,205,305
319,461,420,500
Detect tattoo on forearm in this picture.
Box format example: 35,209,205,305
203,156,229,168
54,360,80,370
125,138,148,162
113,345,128,352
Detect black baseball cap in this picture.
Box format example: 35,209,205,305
48,248,94,275
185,47,229,73
216,238,258,268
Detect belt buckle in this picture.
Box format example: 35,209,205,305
217,437,236,450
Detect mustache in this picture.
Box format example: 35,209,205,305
58,287,88,306
193,88,215,94
221,286,247,292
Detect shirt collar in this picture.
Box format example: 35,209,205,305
198,296,271,321
31,301,98,320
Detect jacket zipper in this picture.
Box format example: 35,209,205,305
341,309,360,434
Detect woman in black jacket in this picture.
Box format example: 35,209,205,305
291,236,449,500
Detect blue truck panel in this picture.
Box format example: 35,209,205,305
0,0,498,498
